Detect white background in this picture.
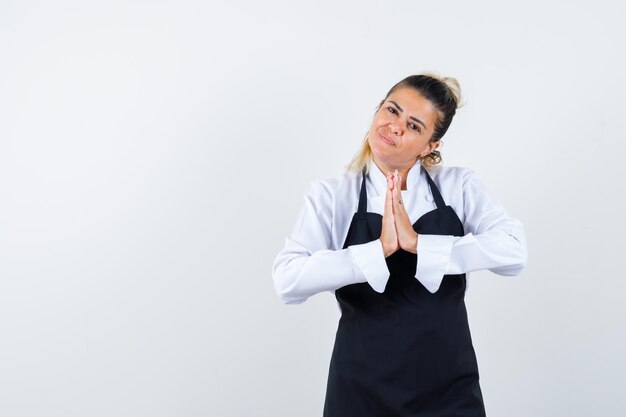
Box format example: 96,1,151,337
1,1,624,416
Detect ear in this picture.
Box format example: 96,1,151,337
420,140,440,157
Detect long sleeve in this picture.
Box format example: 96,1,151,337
415,169,528,293
272,180,390,305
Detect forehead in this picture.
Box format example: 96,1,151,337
386,87,438,127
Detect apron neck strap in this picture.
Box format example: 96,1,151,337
358,168,368,214
423,168,445,209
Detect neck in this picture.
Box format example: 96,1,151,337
372,157,416,191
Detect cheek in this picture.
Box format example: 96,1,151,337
374,111,389,124
369,120,382,133
407,138,427,151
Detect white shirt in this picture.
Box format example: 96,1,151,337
272,159,528,306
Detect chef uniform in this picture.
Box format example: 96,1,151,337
272,159,528,416
323,166,485,416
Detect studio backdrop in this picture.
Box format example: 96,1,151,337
1,0,624,416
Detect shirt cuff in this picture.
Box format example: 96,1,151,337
348,239,390,293
416,234,456,293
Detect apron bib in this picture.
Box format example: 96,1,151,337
323,167,487,417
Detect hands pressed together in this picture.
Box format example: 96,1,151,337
380,169,419,257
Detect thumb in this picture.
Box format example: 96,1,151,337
385,173,395,215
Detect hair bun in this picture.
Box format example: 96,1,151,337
421,71,464,109
440,77,463,109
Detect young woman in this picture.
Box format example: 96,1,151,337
272,73,528,416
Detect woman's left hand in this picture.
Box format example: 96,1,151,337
391,170,418,254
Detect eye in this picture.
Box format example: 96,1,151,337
387,106,421,133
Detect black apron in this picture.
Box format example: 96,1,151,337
323,167,487,417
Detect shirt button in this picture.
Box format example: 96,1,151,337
425,194,433,202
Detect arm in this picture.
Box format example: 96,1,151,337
272,180,390,304
415,169,528,293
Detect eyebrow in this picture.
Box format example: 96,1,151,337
388,100,427,130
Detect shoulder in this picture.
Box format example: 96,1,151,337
303,170,359,209
425,164,475,188
424,165,479,224
305,169,359,196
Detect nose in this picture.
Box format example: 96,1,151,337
388,121,402,135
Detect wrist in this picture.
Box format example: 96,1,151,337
403,232,418,254
379,238,395,258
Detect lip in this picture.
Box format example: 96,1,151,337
380,134,395,146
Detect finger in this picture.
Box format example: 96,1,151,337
392,172,412,227
384,175,394,221
392,171,404,210
382,175,398,256
383,176,397,239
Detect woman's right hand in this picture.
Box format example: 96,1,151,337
380,172,399,258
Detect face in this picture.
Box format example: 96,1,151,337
367,86,440,168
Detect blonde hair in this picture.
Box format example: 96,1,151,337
345,72,463,175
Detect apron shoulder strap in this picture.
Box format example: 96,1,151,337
423,168,446,209
358,168,368,216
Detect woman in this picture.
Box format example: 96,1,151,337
272,73,528,416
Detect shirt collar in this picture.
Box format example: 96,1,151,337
367,158,423,196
